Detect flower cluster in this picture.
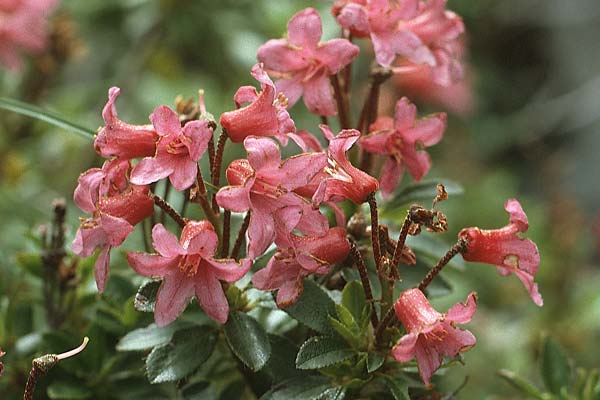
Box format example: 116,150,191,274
71,4,544,390
0,0,58,70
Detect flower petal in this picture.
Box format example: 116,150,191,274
287,8,322,49
404,113,446,146
94,245,111,293
414,338,442,386
169,158,198,191
150,105,181,136
195,268,229,323
316,38,359,74
247,209,275,259
391,332,418,362
446,292,477,324
303,74,336,116
127,253,179,277
130,157,173,186
275,77,304,107
203,257,252,282
257,39,310,72
379,157,404,198
154,271,195,326
216,183,253,213
394,97,417,132
245,136,281,172
183,120,211,162
151,223,184,257
505,198,529,232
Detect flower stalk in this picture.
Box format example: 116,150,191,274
418,237,468,292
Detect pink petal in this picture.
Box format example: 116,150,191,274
216,183,253,213
257,39,310,72
244,136,281,172
404,113,446,146
446,292,477,324
130,157,173,186
73,168,104,213
391,332,418,362
183,120,211,162
100,213,134,246
72,224,106,257
275,77,304,108
336,3,370,36
273,206,303,249
127,253,179,277
154,271,195,327
512,269,544,307
505,198,529,232
295,198,329,236
234,85,258,107
379,157,404,198
169,158,198,191
247,209,275,259
316,38,360,74
433,322,477,357
151,224,183,257
287,8,322,49
183,224,219,256
276,279,304,307
195,268,229,323
276,152,328,191
414,338,442,386
292,130,322,152
203,257,252,282
303,74,336,116
150,105,181,137
360,129,393,155
94,245,111,293
401,146,431,182
394,97,417,132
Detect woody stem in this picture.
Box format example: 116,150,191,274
390,211,413,273
375,305,397,347
221,210,231,258
196,167,221,232
367,193,382,274
231,212,251,259
349,238,378,328
151,193,186,228
330,74,351,129
211,128,228,213
418,238,468,292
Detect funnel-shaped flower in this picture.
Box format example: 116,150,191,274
297,125,379,205
257,8,359,116
360,97,446,197
72,160,154,292
458,199,543,306
130,105,213,190
0,0,57,70
94,87,158,160
252,208,349,307
127,222,252,325
216,137,328,259
392,288,477,385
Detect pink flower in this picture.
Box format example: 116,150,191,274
0,0,57,70
0,346,5,377
252,207,350,307
94,87,159,160
257,8,359,116
360,97,445,198
458,199,543,306
296,125,379,205
216,137,328,259
392,288,477,385
127,222,252,325
130,105,212,190
72,160,154,292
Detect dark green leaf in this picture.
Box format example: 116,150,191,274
219,380,246,400
146,327,217,383
263,334,306,382
498,369,548,399
541,335,572,395
47,382,92,399
134,280,161,313
317,387,347,400
384,376,410,400
367,353,385,373
296,336,354,370
383,179,463,212
341,280,367,323
285,279,336,334
117,322,190,351
0,97,96,140
182,381,218,400
334,304,358,330
224,311,271,371
328,316,360,349
260,376,331,400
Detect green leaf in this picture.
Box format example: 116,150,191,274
15,252,44,278
117,322,190,351
181,381,218,400
285,279,336,334
328,316,360,350
224,311,272,371
263,334,306,382
383,179,463,212
47,382,92,399
318,387,347,400
134,280,161,313
146,327,217,384
341,280,367,323
260,376,331,400
541,335,573,395
498,369,549,400
0,97,96,140
296,336,354,370
384,376,410,400
334,304,358,330
367,353,385,373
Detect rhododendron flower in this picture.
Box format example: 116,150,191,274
297,125,379,206
94,87,159,160
216,137,328,259
127,222,252,325
252,207,349,307
130,105,213,191
0,0,57,70
72,160,154,292
360,97,446,197
392,288,477,385
459,199,543,306
257,8,359,116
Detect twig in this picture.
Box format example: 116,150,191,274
151,193,186,228
418,238,468,292
390,211,413,272
231,212,251,259
349,238,378,327
367,192,382,273
375,306,397,346
330,74,351,129
221,210,231,258
194,167,220,230
211,128,228,212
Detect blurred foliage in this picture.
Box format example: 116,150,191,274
1,0,599,399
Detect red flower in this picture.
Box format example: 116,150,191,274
94,87,159,160
127,222,251,325
392,288,477,385
459,199,543,306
